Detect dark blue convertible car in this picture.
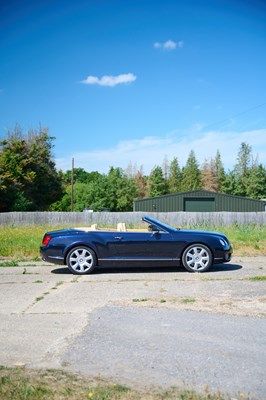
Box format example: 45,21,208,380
40,216,232,274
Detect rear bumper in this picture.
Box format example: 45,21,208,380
40,249,65,265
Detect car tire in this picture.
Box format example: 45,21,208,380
66,246,96,275
182,244,212,272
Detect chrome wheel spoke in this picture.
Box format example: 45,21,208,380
81,249,87,257
79,264,85,272
71,261,79,269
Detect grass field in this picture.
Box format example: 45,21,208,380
0,224,265,261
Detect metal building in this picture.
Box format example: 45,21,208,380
134,190,266,212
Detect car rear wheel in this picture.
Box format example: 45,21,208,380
66,246,96,275
182,244,212,272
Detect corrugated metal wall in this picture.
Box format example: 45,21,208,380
134,190,266,212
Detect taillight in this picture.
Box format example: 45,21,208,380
42,235,51,246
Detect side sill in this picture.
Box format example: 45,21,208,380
98,257,180,262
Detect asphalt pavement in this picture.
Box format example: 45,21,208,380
64,306,266,398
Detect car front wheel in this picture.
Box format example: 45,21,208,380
182,244,212,272
66,246,96,275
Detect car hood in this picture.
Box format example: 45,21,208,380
180,229,228,240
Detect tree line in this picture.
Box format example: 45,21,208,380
0,126,265,212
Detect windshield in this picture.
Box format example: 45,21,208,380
143,216,178,233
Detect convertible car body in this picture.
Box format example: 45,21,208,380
40,216,232,274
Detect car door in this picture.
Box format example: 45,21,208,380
113,230,177,260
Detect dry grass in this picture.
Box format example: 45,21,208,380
0,366,236,400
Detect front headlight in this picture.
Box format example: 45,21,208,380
219,238,227,247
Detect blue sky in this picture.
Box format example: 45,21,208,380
1,0,266,174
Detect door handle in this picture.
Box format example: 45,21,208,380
114,236,123,240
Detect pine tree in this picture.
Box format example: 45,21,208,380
134,166,147,199
246,163,266,199
214,150,225,191
232,142,252,196
201,159,220,192
181,150,201,191
168,157,182,193
147,166,167,197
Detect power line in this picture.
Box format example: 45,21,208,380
201,101,266,131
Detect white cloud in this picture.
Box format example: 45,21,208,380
56,129,266,174
154,40,184,50
81,73,136,87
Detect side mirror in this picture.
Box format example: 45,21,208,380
148,225,160,234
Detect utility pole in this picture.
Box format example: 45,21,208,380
71,157,74,212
